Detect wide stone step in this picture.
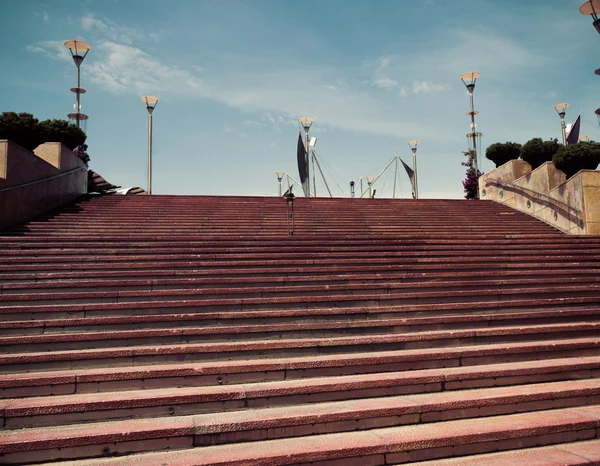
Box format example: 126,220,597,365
3,307,598,339
1,333,599,375
3,351,599,399
2,315,600,353
2,379,600,462
38,405,600,465
2,279,600,307
2,296,599,323
409,439,600,465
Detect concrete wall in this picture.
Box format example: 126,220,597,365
479,159,599,235
0,140,87,230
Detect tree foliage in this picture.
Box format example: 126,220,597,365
520,138,560,170
38,119,86,151
0,112,87,151
552,141,600,179
0,112,42,151
485,141,522,168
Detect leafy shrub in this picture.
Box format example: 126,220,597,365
0,112,42,150
462,151,483,200
485,142,522,168
73,144,91,165
38,119,86,151
552,141,600,178
520,138,560,170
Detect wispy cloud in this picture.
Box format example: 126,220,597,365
412,81,451,94
25,41,71,62
77,14,148,45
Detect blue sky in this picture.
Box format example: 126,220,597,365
1,0,598,198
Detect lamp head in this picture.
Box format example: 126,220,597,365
275,171,285,182
64,40,91,67
460,72,480,94
141,95,159,114
554,103,569,120
299,117,313,133
408,140,420,154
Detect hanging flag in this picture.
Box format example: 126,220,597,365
296,133,309,197
567,114,581,145
400,158,416,199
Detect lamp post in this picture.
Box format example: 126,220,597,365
460,72,481,181
580,135,592,142
64,40,91,130
284,191,295,236
275,171,285,196
141,96,159,195
299,117,313,197
408,140,420,199
366,176,374,198
554,103,570,146
580,0,600,34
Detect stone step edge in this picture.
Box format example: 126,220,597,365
2,307,598,334
2,379,600,455
409,439,600,465
40,405,600,466
3,369,600,424
1,339,598,389
2,276,599,299
2,285,600,313
1,321,599,363
1,319,599,349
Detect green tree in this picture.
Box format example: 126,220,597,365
520,138,560,170
38,119,86,151
485,141,522,168
553,141,600,179
0,112,42,151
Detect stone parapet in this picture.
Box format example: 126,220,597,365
479,159,599,234
0,140,87,230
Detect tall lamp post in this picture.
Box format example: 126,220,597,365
141,96,159,195
299,117,313,197
554,103,570,146
64,40,91,130
580,0,600,34
275,171,285,196
595,108,600,127
460,72,481,179
408,140,420,199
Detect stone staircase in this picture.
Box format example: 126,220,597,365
1,194,600,465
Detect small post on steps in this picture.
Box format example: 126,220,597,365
284,191,295,236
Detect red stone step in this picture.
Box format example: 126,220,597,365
33,405,600,465
2,307,598,339
2,380,600,462
2,317,600,354
1,333,598,376
409,439,600,465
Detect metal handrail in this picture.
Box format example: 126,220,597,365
484,177,581,213
0,167,87,193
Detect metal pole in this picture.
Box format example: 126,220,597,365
75,66,81,129
413,149,418,199
148,111,153,195
469,93,478,177
393,157,398,199
278,179,282,196
561,118,567,146
311,149,316,197
305,132,311,197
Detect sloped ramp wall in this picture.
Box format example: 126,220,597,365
0,140,87,230
479,159,600,235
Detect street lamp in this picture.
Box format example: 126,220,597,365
141,96,159,195
595,108,600,128
275,171,285,196
408,140,420,199
64,40,91,130
580,0,600,34
366,175,374,198
460,72,481,180
580,135,592,142
299,117,313,197
554,103,570,146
